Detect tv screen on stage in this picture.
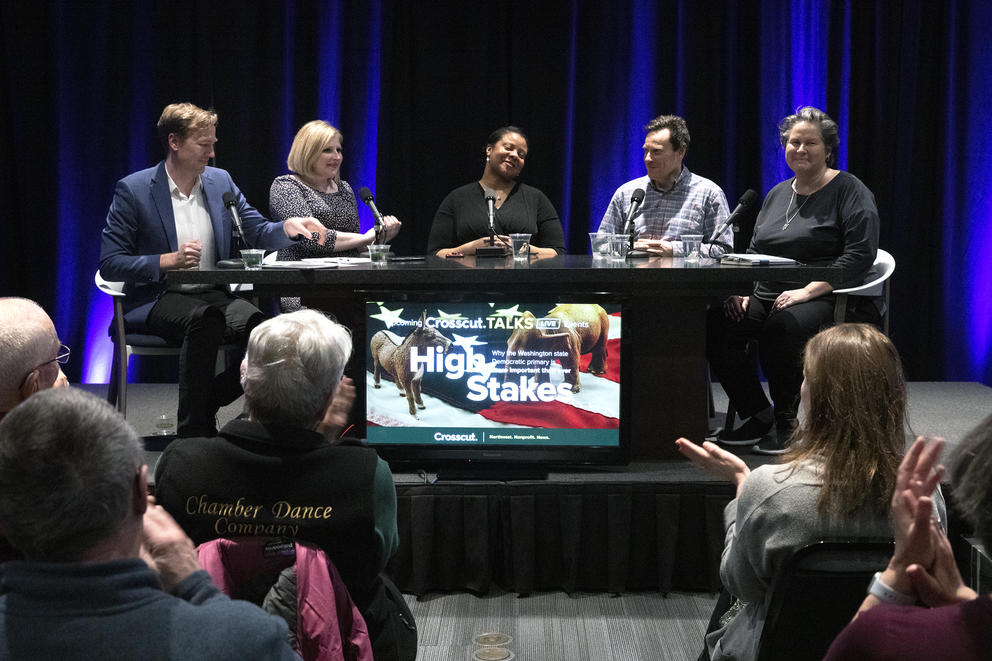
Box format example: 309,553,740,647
364,296,629,470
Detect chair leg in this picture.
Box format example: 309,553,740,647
119,349,130,417
724,399,737,431
107,344,121,411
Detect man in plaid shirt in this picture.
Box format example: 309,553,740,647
598,115,733,258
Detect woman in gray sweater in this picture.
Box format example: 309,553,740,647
678,323,944,661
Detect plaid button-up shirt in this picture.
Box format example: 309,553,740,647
597,167,732,257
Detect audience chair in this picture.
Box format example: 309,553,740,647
833,248,895,333
754,539,894,661
94,270,237,417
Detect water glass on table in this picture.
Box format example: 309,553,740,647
681,234,703,264
509,233,531,261
240,248,265,270
589,232,612,259
609,234,631,261
368,244,390,266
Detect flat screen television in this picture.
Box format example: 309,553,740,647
363,295,630,477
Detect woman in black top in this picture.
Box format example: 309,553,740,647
707,107,880,454
427,126,566,257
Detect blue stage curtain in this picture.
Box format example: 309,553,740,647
0,1,988,385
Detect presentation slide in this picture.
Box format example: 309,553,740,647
365,301,622,448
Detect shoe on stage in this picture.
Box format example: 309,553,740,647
715,416,773,446
752,433,788,455
752,421,794,456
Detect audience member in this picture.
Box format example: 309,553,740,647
597,114,732,257
707,106,880,453
0,297,70,563
0,387,299,660
99,102,328,437
154,309,416,661
428,126,565,257
676,323,944,661
0,297,69,422
824,419,992,659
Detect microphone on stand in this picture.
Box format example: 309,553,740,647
476,188,506,257
358,187,385,244
222,191,248,250
710,188,759,246
216,191,250,268
621,188,646,251
485,188,497,244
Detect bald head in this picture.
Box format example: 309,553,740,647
0,298,68,416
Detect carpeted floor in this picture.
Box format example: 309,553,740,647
405,590,717,661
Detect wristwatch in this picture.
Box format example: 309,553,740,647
868,571,916,606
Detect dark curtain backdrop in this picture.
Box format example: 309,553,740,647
2,1,990,387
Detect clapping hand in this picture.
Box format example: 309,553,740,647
317,376,356,441
874,436,946,598
675,437,751,494
890,437,945,571
140,496,203,592
907,526,978,606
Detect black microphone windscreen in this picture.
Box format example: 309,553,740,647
631,188,645,204
739,189,759,207
358,187,374,202
484,188,496,201
222,191,237,207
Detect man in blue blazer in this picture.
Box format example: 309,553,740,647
99,102,327,437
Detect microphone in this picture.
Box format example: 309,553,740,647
358,187,385,244
484,188,497,243
622,188,646,250
710,188,759,244
475,188,505,257
222,191,248,251
621,188,645,236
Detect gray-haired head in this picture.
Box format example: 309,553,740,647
241,309,353,427
0,297,63,414
949,412,992,551
779,106,840,168
0,387,143,560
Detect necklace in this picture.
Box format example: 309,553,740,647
480,180,512,205
782,189,808,231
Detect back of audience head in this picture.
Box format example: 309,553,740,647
0,297,69,417
784,323,906,517
241,309,353,427
0,387,143,561
949,411,992,551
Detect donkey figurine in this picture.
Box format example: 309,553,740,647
370,311,453,417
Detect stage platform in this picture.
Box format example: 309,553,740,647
79,381,992,595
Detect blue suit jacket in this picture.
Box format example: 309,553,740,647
99,161,294,331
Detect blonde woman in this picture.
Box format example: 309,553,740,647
270,120,401,311
270,120,401,259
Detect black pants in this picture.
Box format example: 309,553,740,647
147,288,265,437
706,295,837,426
